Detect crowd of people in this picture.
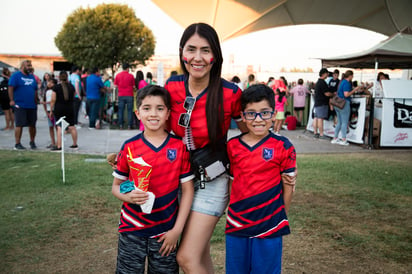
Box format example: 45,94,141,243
226,66,386,148
229,73,311,134
0,59,159,150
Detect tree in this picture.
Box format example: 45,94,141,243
55,4,155,74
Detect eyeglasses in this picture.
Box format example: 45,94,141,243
242,111,274,120
178,97,196,127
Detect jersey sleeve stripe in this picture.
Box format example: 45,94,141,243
281,167,296,174
113,170,128,181
180,174,195,183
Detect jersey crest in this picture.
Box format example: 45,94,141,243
262,148,274,161
167,148,177,162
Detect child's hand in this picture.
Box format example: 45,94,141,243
158,229,180,257
106,153,117,170
127,190,149,205
282,174,296,186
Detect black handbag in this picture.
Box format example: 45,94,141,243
190,142,229,189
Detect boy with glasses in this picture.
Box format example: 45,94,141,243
225,84,297,274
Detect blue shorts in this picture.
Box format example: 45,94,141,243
191,174,229,217
226,235,283,274
47,112,55,127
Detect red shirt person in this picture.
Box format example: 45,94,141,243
114,63,135,129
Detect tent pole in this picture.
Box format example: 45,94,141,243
368,59,378,149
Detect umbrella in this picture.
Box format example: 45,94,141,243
152,0,412,41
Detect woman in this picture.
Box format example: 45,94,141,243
135,70,147,90
331,70,360,146
50,71,78,150
96,73,110,129
374,72,385,97
165,23,247,273
0,68,14,130
40,72,52,100
134,70,148,131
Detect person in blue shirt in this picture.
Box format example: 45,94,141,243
331,70,360,146
69,66,82,128
8,60,39,150
86,67,106,129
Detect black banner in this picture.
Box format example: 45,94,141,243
394,102,412,128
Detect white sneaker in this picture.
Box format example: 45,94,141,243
337,139,349,146
331,138,339,144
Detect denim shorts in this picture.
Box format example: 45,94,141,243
314,105,329,119
47,112,55,127
191,174,229,217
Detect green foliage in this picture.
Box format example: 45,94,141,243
55,3,155,69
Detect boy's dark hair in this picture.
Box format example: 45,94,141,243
231,75,240,83
71,65,79,73
146,71,153,80
241,84,275,111
298,78,303,85
136,85,171,110
122,63,129,70
285,111,291,116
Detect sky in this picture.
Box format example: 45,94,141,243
1,0,388,73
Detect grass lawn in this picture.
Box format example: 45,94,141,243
0,150,411,273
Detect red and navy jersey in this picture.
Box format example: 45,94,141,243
113,132,194,238
226,132,296,238
165,75,242,149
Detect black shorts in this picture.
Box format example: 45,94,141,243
14,107,37,127
0,91,11,110
294,106,305,111
116,233,178,274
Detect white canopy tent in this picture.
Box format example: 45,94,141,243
321,27,412,69
152,0,412,41
321,27,412,148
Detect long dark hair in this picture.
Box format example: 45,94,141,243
59,71,69,101
277,90,286,103
179,23,224,148
135,70,144,89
